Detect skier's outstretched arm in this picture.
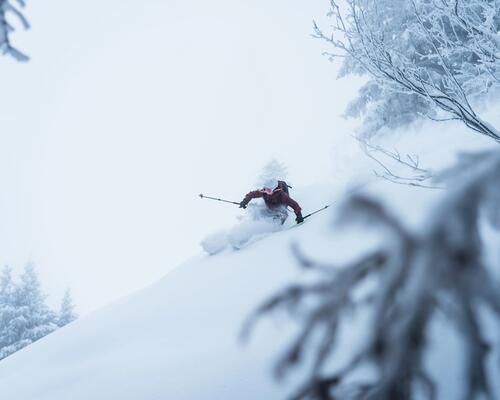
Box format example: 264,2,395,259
239,190,263,209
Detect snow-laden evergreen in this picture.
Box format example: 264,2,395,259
255,158,288,188
57,289,77,328
0,266,16,358
0,265,77,360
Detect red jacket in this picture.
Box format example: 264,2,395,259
244,188,302,216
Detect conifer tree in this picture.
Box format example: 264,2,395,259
58,289,77,327
0,265,16,357
256,158,288,188
0,264,58,360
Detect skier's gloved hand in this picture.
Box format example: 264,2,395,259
239,200,248,209
295,214,304,224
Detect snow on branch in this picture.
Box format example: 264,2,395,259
245,149,500,399
316,0,500,141
354,136,443,189
0,0,30,62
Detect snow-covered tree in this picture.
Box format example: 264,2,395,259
246,149,500,399
0,0,30,61
315,0,500,140
256,158,288,188
0,265,14,301
0,264,58,360
58,289,77,327
0,266,16,354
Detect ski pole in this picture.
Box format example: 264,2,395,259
199,193,240,206
303,205,330,220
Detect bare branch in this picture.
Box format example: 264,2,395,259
247,149,500,399
353,135,445,189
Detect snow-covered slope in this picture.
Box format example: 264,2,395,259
0,196,338,400
1,115,500,399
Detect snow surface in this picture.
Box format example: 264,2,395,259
0,207,333,400
1,114,500,399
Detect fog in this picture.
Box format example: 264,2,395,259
0,0,362,313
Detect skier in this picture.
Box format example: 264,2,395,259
239,180,304,224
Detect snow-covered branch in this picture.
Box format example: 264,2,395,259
246,149,500,399
317,0,500,140
0,0,29,62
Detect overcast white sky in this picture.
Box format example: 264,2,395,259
0,0,362,313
